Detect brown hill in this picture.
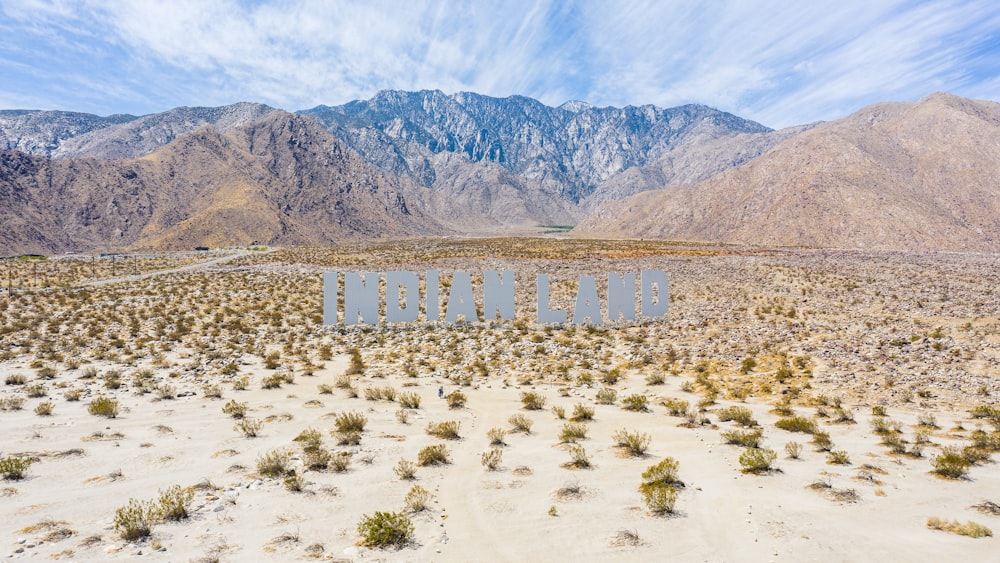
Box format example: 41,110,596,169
575,93,1000,252
0,112,440,254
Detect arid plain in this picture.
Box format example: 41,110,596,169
1,238,998,561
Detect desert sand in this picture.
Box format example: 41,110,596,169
0,239,997,561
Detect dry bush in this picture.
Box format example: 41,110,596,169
157,485,194,521
621,394,649,412
481,448,503,471
426,420,462,440
775,416,816,434
404,485,432,512
334,411,367,433
0,456,36,480
357,511,413,548
508,414,533,434
222,399,247,419
113,499,158,542
446,390,467,409
551,405,566,419
827,450,851,465
926,517,992,538
716,406,757,427
235,418,263,438
571,403,594,422
488,427,508,446
565,445,590,469
417,444,450,466
721,428,763,448
521,391,547,410
739,448,777,473
595,388,617,405
399,392,421,409
87,397,119,418
662,398,689,417
394,459,417,480
642,457,683,487
256,450,290,477
931,446,971,479
560,422,589,443
613,429,651,456
785,441,803,459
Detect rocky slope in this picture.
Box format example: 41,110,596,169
575,93,1000,252
0,112,439,254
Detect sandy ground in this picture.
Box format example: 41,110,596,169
1,352,997,562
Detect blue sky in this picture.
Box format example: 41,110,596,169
1,0,998,127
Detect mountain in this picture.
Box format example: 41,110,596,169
0,102,279,159
575,93,1000,252
299,90,775,228
0,111,439,254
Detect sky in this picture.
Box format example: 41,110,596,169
1,0,998,128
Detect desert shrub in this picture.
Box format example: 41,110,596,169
0,397,25,410
293,428,324,452
232,376,249,390
5,373,26,385
551,405,566,419
394,459,417,480
346,348,365,375
404,485,431,512
304,447,332,470
335,430,362,446
827,450,851,465
426,420,462,440
559,422,589,443
157,485,194,521
318,383,334,394
329,451,352,472
357,511,413,548
113,499,158,542
334,411,367,433
566,445,590,468
257,450,291,477
917,413,938,428
932,446,972,479
157,384,176,400
34,401,54,416
395,409,410,424
0,456,36,480
25,383,47,398
417,444,450,466
871,405,887,417
399,392,421,409
969,430,1000,452
739,448,777,473
613,429,651,456
63,388,82,401
88,397,119,418
284,473,305,492
481,448,503,470
571,403,595,421
640,482,678,514
717,406,757,427
595,388,617,405
721,428,764,448
811,430,833,452
202,384,223,399
621,394,649,412
235,418,263,438
642,457,681,486
261,373,284,389
870,416,902,436
662,398,689,416
927,517,992,538
521,391,547,410
646,373,666,385
446,390,466,409
488,427,508,446
775,416,816,434
508,414,533,434
222,399,247,419
785,441,803,459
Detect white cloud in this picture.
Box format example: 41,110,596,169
1,0,998,125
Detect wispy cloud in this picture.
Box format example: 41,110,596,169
1,0,997,126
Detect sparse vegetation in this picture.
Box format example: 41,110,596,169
417,444,450,466
612,428,651,456
926,517,992,538
739,448,778,473
521,391,547,410
87,397,119,418
357,511,413,548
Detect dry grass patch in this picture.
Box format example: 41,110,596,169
926,517,992,538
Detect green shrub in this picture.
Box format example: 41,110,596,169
426,420,461,440
640,481,678,514
721,428,763,449
508,414,533,434
571,403,594,422
157,485,194,521
222,399,247,419
662,398,689,417
304,447,332,470
775,416,816,434
812,430,833,452
329,451,352,472
932,446,972,479
739,448,777,473
646,373,666,385
87,397,119,418
334,411,367,433
113,499,158,542
559,422,588,443
621,394,649,412
481,448,503,470
642,457,681,486
521,391,547,410
613,429,651,456
256,450,291,477
261,373,284,389
0,456,36,480
235,418,263,438
293,428,323,452
357,511,413,548
595,388,617,405
717,406,757,427
417,444,450,466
